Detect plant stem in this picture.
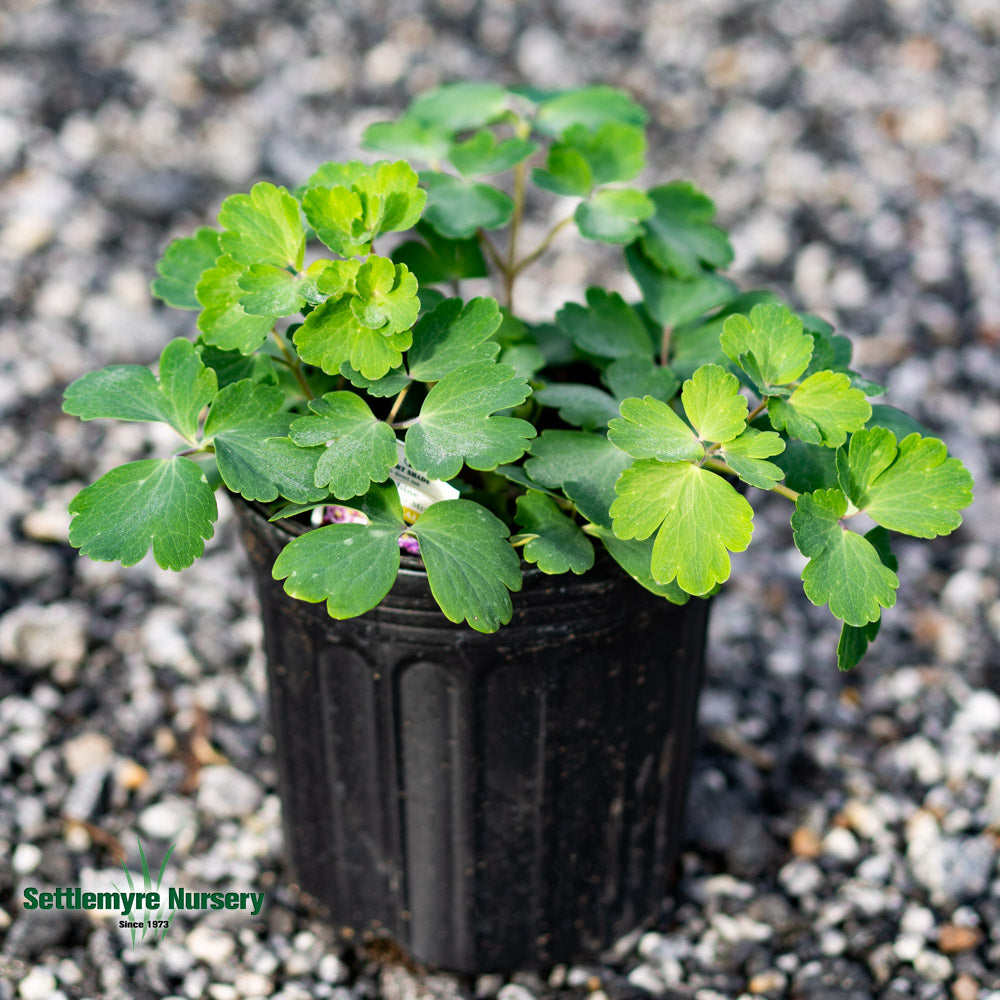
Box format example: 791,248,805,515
478,228,508,278
770,482,801,503
704,457,800,503
504,157,528,309
513,215,574,277
272,329,314,400
386,383,411,424
659,326,673,367
390,415,421,430
747,398,768,423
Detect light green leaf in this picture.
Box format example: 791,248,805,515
294,297,412,380
514,490,594,575
361,118,451,163
610,461,753,595
555,288,653,359
203,380,325,503
531,145,593,197
405,361,534,479
218,181,305,270
842,429,974,538
63,338,217,445
408,82,511,131
533,383,621,430
626,243,737,328
608,395,703,461
151,228,221,309
791,488,899,626
720,303,815,390
640,181,734,278
355,160,427,234
407,296,502,381
195,256,277,354
290,391,397,500
303,160,374,190
449,131,538,177
565,122,647,184
338,362,411,398
524,430,632,528
680,364,747,443
411,499,521,632
575,189,654,245
836,526,897,670
236,262,324,316
719,427,786,489
350,257,419,333
68,457,217,571
670,290,779,374
420,172,514,239
767,370,872,447
603,356,679,404
272,522,403,619
301,185,369,257
590,527,690,603
534,86,648,136
392,221,488,285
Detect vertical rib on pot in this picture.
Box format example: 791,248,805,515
234,500,709,973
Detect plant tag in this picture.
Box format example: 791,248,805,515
389,440,460,524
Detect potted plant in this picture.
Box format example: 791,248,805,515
62,82,973,972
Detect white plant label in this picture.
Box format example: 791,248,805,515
389,440,460,524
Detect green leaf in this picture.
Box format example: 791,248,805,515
836,526,897,670
203,380,326,503
151,228,221,309
197,344,277,389
719,428,786,489
195,256,277,354
408,82,511,131
407,296,502,381
68,458,217,570
411,499,521,633
608,395,703,461
303,160,374,190
289,391,397,500
301,185,369,257
500,343,546,382
791,489,899,626
294,297,412,380
866,403,934,441
361,118,451,163
680,364,747,443
351,257,419,333
720,303,815,391
640,182,734,278
626,244,737,328
449,131,538,177
610,461,753,595
272,521,403,619
354,160,427,235
773,437,840,494
420,172,514,239
531,145,593,197
841,428,974,538
533,383,621,430
63,338,217,445
590,527,690,603
392,220,488,285
236,262,326,316
767,371,872,447
603,356,679,404
405,361,534,479
566,122,647,184
575,188,654,245
338,362,411,398
218,181,305,270
670,290,780,373
524,430,632,528
514,490,594,575
534,86,648,136
555,288,653,359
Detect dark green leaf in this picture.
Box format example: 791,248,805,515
590,527,690,603
531,146,592,196
392,220,488,285
514,490,594,574
640,181,733,278
555,288,653,359
534,86,648,136
836,527,897,671
407,296,503,381
420,172,514,239
197,345,278,389
67,457,217,570
533,383,621,430
560,122,646,185
151,228,221,310
63,338,217,445
449,131,538,176
411,498,521,632
772,437,840,494
603,356,679,403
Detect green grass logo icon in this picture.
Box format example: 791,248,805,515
111,838,176,948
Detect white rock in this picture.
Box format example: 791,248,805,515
952,690,1000,734
233,971,274,997
0,602,88,673
12,842,42,875
912,948,953,982
18,967,57,1000
626,964,665,995
318,954,348,984
139,798,196,841
197,766,263,819
899,905,935,937
821,827,860,862
63,732,113,776
185,925,236,966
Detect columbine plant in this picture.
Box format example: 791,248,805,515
63,83,973,669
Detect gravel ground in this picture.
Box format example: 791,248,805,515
2,1,1000,998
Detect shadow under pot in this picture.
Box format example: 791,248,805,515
233,498,710,974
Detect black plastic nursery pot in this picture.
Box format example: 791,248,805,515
233,499,710,974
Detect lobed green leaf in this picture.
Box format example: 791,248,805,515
640,182,734,279
514,490,594,575
151,228,221,310
218,181,305,270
